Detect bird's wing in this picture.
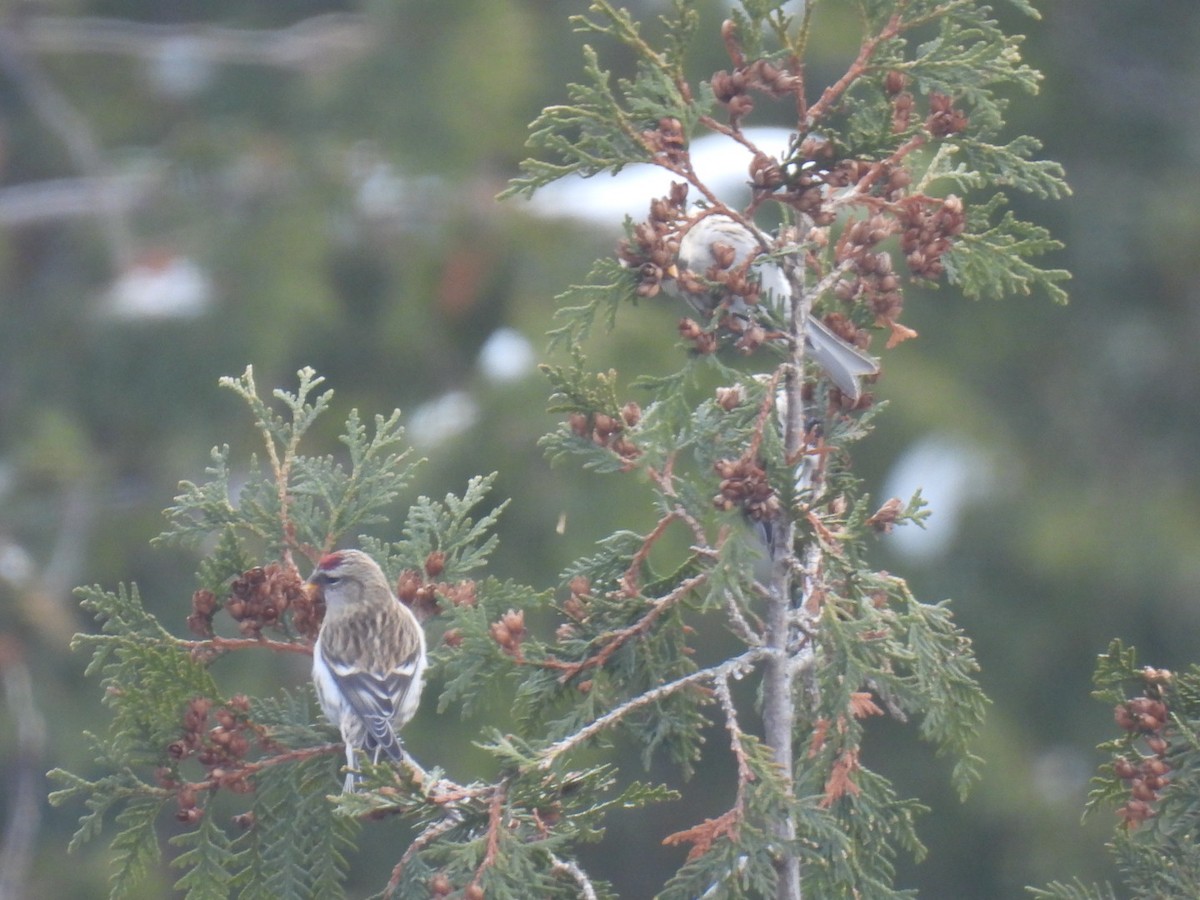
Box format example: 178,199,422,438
318,644,418,761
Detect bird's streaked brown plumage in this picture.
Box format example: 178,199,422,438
309,549,426,791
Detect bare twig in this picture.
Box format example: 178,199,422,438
174,635,313,657
385,811,463,898
619,511,681,597
697,112,767,158
538,648,770,769
550,853,599,900
714,675,754,810
723,588,763,646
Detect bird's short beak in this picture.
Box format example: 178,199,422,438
666,263,679,280
302,580,321,601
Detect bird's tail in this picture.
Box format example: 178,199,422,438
804,317,879,402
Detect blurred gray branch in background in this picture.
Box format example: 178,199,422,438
0,12,374,273
0,22,135,268
19,13,373,73
0,642,47,900
0,173,160,226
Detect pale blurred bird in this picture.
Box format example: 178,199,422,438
309,549,427,791
675,214,879,401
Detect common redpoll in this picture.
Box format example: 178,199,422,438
308,549,427,791
675,214,879,401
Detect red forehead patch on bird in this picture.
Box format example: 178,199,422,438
317,551,343,570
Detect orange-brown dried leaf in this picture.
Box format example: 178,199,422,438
819,750,863,807
849,692,884,719
662,808,740,862
883,318,919,349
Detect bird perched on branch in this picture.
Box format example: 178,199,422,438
674,214,879,401
308,549,427,791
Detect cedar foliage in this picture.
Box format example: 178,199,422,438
1032,642,1200,898
50,1,1072,897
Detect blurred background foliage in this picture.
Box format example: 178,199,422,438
0,1,1195,897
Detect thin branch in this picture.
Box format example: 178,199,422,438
179,741,342,796
620,510,681,597
805,7,909,127
174,635,313,657
647,456,713,549
676,160,728,213
714,674,754,811
698,113,767,158
741,366,782,466
550,853,599,900
469,786,506,893
675,507,713,549
511,566,720,679
538,648,770,769
723,588,763,646
385,812,463,898
664,668,758,867
847,133,928,198
802,258,859,312
553,567,715,683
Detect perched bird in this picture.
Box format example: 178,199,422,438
674,214,879,401
308,549,427,791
